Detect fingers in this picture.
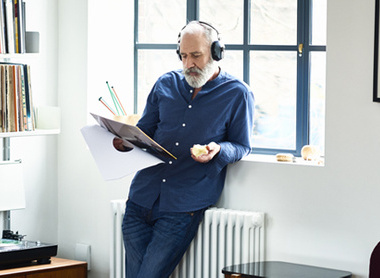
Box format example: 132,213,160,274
191,142,220,163
206,142,221,155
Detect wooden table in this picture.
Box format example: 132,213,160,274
222,261,352,278
0,257,87,278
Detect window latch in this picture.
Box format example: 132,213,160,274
298,43,304,57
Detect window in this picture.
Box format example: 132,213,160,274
134,0,326,156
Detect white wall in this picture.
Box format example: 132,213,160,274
57,0,133,277
4,0,379,277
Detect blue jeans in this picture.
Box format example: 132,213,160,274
122,199,206,278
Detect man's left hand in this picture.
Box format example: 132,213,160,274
191,142,221,163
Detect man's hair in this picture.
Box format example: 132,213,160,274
180,21,218,46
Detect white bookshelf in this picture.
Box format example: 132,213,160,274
0,129,60,138
0,4,59,231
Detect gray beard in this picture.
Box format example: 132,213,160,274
183,60,216,88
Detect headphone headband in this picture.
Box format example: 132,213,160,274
176,21,225,61
179,21,221,40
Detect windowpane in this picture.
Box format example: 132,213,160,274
219,50,244,81
251,51,297,149
250,0,297,45
311,0,327,45
309,52,326,155
199,0,244,44
137,50,181,113
138,0,186,43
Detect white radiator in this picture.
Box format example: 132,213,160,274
170,207,265,278
110,200,265,278
110,200,126,278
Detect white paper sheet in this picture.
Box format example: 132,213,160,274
81,125,164,181
0,160,26,211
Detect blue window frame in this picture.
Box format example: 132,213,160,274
134,0,326,156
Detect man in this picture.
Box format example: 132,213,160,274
121,21,254,278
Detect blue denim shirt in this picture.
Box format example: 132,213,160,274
128,69,254,212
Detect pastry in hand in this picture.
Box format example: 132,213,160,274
192,144,208,157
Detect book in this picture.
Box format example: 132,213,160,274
4,0,15,54
19,63,27,130
14,0,25,53
6,65,15,131
15,64,24,131
0,65,3,131
19,0,25,53
23,63,34,130
0,0,6,53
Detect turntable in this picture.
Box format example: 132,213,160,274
0,230,58,269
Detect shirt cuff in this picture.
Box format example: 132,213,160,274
206,142,250,178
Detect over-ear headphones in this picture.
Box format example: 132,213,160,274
176,21,225,61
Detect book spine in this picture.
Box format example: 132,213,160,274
0,0,6,53
26,64,34,130
16,0,24,53
5,65,12,131
16,65,23,131
0,65,3,131
14,0,18,53
20,63,27,130
4,0,15,54
1,65,7,132
23,63,33,131
10,64,17,132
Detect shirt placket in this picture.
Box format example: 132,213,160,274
161,87,194,186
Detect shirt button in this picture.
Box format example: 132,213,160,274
175,142,179,146
188,105,192,109
162,179,166,183
190,90,193,93
168,161,173,164
182,123,186,127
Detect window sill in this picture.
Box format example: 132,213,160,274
242,154,324,167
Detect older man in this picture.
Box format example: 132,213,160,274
121,21,254,278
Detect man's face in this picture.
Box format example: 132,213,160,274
180,32,215,88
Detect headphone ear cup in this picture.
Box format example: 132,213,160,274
211,40,225,61
176,45,182,61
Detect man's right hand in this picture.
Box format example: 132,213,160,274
113,137,133,152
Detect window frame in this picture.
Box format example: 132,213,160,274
133,0,326,156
